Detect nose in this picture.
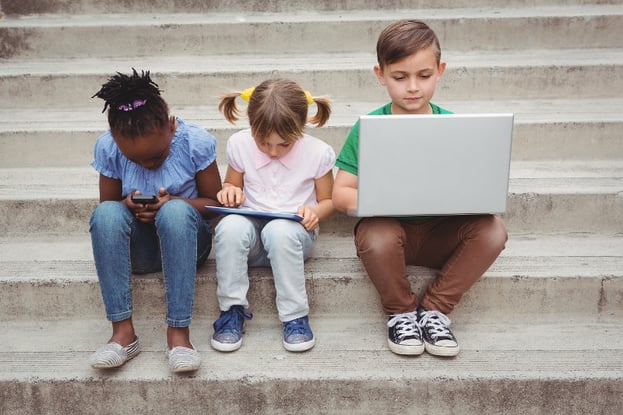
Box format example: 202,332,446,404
268,146,279,157
407,78,418,92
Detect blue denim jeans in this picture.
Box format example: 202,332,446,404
89,200,211,327
214,214,316,322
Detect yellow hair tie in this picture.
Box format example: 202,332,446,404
240,86,314,105
240,87,255,103
304,90,314,105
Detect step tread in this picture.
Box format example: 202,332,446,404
1,160,621,201
2,98,623,133
1,317,622,381
3,5,622,27
1,233,622,280
2,48,622,76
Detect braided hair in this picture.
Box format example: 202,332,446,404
92,68,169,139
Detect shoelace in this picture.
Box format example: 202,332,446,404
418,310,452,340
387,311,420,340
284,317,310,337
214,307,253,333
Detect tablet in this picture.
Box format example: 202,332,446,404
205,206,303,222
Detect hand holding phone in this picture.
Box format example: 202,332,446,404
131,194,158,204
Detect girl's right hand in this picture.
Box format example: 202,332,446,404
217,185,245,207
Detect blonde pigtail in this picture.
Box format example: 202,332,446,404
217,92,243,124
307,95,332,127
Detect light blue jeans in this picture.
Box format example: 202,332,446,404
89,200,211,327
214,214,316,322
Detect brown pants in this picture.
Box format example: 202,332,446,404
354,215,507,315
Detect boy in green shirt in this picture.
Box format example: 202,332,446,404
333,20,507,357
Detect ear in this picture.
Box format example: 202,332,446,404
373,65,387,86
168,116,177,133
436,61,447,81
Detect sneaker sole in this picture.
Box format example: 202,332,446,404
424,342,460,357
387,339,425,356
283,338,315,352
210,338,242,352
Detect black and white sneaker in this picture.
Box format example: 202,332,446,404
417,307,460,357
387,311,425,355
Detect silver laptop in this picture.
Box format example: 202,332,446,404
356,113,514,216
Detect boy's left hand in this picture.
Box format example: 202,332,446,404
297,205,319,231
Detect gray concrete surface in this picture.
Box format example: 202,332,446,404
0,0,622,413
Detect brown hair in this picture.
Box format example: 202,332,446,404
218,79,331,143
376,20,441,68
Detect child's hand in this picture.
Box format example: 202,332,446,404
128,188,169,223
217,185,245,207
297,205,319,231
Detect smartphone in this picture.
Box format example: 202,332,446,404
131,194,158,204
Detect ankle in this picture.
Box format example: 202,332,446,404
167,326,192,349
109,319,136,346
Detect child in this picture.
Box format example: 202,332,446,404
88,69,222,372
332,20,508,357
211,79,335,352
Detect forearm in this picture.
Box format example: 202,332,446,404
312,198,335,222
332,186,358,216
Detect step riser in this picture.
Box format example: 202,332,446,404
3,14,621,59
2,121,623,168
1,378,621,415
2,63,622,109
2,268,621,322
3,0,621,14
2,194,622,235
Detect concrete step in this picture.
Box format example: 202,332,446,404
2,99,623,167
4,0,621,15
1,315,622,414
2,6,621,59
1,161,622,234
1,48,622,108
1,233,622,321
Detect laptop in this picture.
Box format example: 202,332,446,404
356,113,514,217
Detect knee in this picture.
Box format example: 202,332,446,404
354,218,404,255
261,220,304,246
90,201,128,231
215,214,254,243
479,215,508,253
156,200,195,228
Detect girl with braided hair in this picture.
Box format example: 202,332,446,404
88,69,222,372
210,79,335,353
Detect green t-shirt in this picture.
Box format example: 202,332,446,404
335,101,453,221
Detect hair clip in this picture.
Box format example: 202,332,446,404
117,99,147,112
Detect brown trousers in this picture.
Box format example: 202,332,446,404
354,215,507,315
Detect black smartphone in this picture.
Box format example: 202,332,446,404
131,194,158,204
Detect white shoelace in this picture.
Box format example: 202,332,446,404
418,310,452,340
387,311,420,340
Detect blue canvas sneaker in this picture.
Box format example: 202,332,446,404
211,305,253,352
282,315,315,352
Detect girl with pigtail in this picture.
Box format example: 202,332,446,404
210,79,335,353
88,68,222,373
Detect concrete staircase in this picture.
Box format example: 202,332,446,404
1,1,622,413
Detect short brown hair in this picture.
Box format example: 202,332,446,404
376,20,441,68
